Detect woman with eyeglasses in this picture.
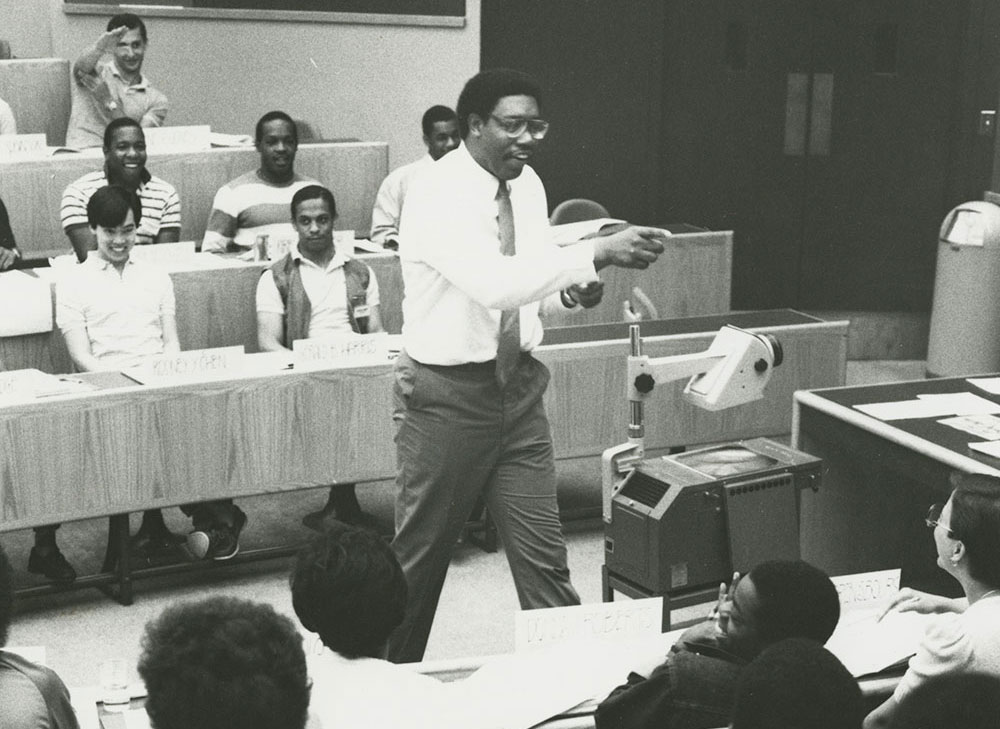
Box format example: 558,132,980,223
863,472,1000,729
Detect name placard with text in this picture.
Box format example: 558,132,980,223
0,134,47,161
292,333,393,370
124,346,246,385
515,597,663,651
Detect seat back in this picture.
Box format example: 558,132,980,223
549,198,610,225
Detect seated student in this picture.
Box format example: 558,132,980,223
888,673,1000,729
729,638,863,729
202,111,317,254
865,472,1000,728
290,522,452,729
138,596,310,729
369,105,460,248
0,543,80,729
45,185,242,580
0,95,16,135
65,13,167,149
595,560,841,729
255,184,382,534
61,117,180,262
1,195,21,271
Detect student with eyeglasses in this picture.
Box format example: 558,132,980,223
864,472,1000,728
386,68,671,663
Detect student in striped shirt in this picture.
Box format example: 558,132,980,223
60,117,180,262
201,111,317,254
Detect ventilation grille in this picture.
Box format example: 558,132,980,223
726,473,793,497
619,472,670,508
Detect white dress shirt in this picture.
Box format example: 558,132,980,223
369,154,433,246
256,248,380,338
56,256,175,369
398,144,598,365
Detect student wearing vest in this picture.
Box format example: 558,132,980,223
256,184,382,531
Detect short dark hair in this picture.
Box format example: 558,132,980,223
0,544,14,647
949,473,1000,589
87,185,142,229
103,116,144,151
138,596,310,729
255,111,298,145
891,673,1000,729
107,13,148,43
291,523,407,659
455,68,542,138
748,560,840,645
290,184,337,220
421,105,458,137
731,638,863,729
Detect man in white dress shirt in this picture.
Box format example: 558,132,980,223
369,105,460,248
388,68,669,662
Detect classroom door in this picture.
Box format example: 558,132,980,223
660,0,968,311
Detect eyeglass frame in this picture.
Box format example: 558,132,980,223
488,114,550,140
925,503,957,538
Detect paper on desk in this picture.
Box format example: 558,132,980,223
548,218,627,246
122,708,152,729
855,393,1000,420
0,270,53,336
969,440,1000,459
968,377,1000,395
938,414,1000,440
69,686,102,729
449,636,670,729
824,569,933,677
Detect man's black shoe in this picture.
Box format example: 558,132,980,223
130,527,184,557
186,508,248,561
27,547,77,583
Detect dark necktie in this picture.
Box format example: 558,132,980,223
495,181,520,388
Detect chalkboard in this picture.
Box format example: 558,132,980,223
64,0,466,26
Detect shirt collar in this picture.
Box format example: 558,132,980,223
108,63,150,90
86,254,136,272
291,245,347,272
453,144,509,199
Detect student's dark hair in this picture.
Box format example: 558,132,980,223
87,185,142,229
455,68,542,138
255,110,298,145
102,116,144,151
290,522,407,659
138,596,310,729
290,184,337,220
107,13,148,43
747,560,840,644
890,673,1000,729
949,473,1000,589
0,544,14,647
730,638,863,729
421,105,458,137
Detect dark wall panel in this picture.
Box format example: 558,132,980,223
481,1,666,223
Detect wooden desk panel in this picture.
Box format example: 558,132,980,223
2,142,388,259
543,231,731,327
0,363,397,531
0,59,71,146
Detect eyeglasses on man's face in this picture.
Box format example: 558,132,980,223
925,503,956,538
489,115,550,140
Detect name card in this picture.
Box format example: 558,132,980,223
124,346,245,385
128,241,197,267
143,125,212,154
0,369,90,402
515,597,662,651
292,333,392,369
0,133,47,161
831,568,900,614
